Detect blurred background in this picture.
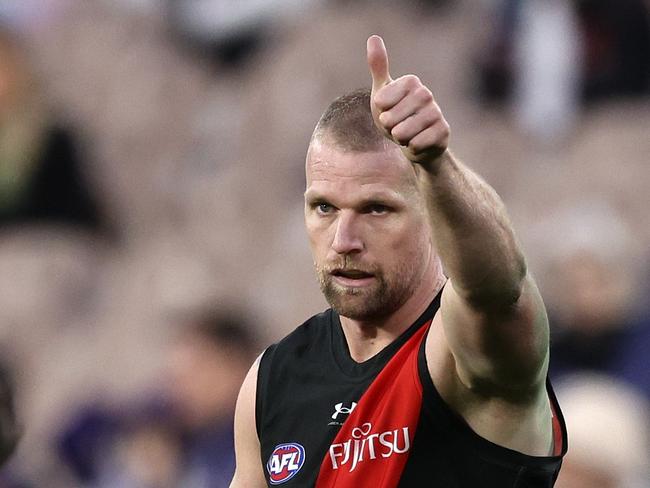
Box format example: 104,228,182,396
0,0,648,486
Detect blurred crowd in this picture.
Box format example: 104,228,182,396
0,0,648,487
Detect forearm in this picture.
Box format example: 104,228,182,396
367,37,527,308
418,150,527,308
365,36,549,394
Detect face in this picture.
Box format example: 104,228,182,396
167,334,248,427
304,137,432,321
0,41,24,115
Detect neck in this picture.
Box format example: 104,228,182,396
340,255,445,363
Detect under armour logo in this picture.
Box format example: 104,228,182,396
332,402,357,420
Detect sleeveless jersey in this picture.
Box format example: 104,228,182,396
256,292,567,487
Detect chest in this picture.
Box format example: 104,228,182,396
259,362,374,485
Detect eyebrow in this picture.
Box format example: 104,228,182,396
304,190,326,202
304,189,405,207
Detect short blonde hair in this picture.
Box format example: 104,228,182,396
312,88,387,152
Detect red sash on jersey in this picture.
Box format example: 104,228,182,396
315,320,431,488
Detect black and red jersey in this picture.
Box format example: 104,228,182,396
256,292,567,487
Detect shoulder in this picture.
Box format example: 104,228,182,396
255,309,334,432
261,308,333,366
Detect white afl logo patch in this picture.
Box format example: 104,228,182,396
267,443,306,484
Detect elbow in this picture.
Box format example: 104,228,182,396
506,252,528,303
463,254,528,311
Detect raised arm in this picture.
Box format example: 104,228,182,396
367,35,549,398
230,358,267,488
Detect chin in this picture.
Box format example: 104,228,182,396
320,274,408,320
328,294,389,321
335,306,384,321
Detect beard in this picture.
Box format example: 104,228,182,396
316,258,420,321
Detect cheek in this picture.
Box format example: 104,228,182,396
306,219,333,255
385,215,429,251
379,220,431,274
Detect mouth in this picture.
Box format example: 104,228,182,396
330,269,376,287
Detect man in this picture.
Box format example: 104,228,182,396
554,374,648,488
168,309,259,487
0,360,19,468
231,36,566,487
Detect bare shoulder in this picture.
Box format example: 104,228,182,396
426,302,554,457
230,357,267,488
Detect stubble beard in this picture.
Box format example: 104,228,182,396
316,260,420,321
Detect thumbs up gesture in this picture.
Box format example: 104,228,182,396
367,35,450,165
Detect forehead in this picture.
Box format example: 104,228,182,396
305,138,417,198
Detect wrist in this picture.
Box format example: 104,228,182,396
412,148,452,175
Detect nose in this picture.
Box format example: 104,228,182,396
331,212,364,255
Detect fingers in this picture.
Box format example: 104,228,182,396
373,75,424,112
404,123,450,160
367,35,392,91
390,110,441,146
376,77,448,158
378,84,434,130
367,35,450,162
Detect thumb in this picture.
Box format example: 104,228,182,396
367,35,392,92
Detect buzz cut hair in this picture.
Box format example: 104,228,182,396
312,88,388,152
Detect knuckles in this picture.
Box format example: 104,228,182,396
402,118,451,155
407,140,426,155
372,74,451,157
390,127,411,146
372,88,391,110
401,74,421,88
414,86,433,104
373,74,424,109
378,111,396,130
418,109,439,128
408,122,451,156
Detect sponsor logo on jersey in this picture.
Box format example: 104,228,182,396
328,422,410,473
267,442,305,484
328,401,357,425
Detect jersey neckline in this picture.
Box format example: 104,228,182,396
329,288,443,379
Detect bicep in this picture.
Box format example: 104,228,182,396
439,274,550,395
230,358,267,488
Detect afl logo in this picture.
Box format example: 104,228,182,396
267,442,305,484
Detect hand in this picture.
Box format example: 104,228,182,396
367,35,450,165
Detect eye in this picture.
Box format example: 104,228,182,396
315,202,334,214
364,204,390,215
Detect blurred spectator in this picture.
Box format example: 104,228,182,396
165,0,318,69
476,0,650,109
93,403,184,488
537,201,650,400
57,308,259,487
474,0,518,103
578,0,650,102
57,404,122,485
555,373,650,488
512,0,581,144
0,360,19,467
0,358,28,488
58,400,183,488
0,23,108,236
166,308,259,487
